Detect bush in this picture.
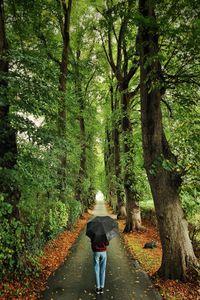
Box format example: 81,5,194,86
66,199,83,229
45,199,69,238
19,194,46,253
0,195,40,279
188,215,200,256
0,192,83,280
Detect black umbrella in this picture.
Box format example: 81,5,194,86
86,216,118,243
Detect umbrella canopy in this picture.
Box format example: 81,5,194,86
86,216,118,243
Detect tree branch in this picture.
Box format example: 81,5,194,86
99,31,112,66
56,0,64,37
163,47,177,69
85,71,96,97
112,22,119,44
161,98,173,118
108,26,118,77
116,17,124,73
165,73,200,87
124,60,139,85
129,84,140,102
37,33,61,66
122,39,128,76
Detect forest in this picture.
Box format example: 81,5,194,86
0,0,199,297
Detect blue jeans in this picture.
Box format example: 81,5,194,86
93,251,107,289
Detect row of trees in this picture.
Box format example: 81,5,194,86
101,0,199,280
0,0,102,279
0,0,199,283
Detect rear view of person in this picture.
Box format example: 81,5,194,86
86,215,118,295
91,240,109,295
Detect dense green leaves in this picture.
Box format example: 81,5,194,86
0,0,100,279
0,0,199,281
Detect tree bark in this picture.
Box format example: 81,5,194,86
138,0,197,280
104,125,115,206
119,82,141,232
75,114,87,200
101,2,142,231
74,51,87,206
57,0,72,196
0,0,20,219
110,84,124,213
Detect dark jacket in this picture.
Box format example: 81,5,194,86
91,241,109,252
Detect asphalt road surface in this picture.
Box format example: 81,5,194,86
40,199,162,300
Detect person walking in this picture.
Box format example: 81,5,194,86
91,239,109,295
86,216,118,295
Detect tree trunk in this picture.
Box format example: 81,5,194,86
0,0,20,219
110,85,124,213
101,2,142,229
119,82,142,232
57,0,72,196
75,113,87,199
113,126,124,207
104,125,115,206
139,0,197,280
75,50,88,207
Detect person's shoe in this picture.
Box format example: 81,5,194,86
100,288,104,294
95,288,100,295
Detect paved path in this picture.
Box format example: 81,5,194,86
40,199,162,300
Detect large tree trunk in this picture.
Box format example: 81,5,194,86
110,85,124,213
113,126,124,207
74,69,87,205
75,113,87,201
139,0,197,280
57,0,72,196
0,0,20,219
119,82,142,232
104,125,115,206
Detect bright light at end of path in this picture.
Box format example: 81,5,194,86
95,191,104,202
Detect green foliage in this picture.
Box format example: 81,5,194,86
46,200,69,238
0,195,40,279
66,199,84,229
0,0,104,282
149,155,176,175
162,87,200,226
0,0,199,284
181,190,200,218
